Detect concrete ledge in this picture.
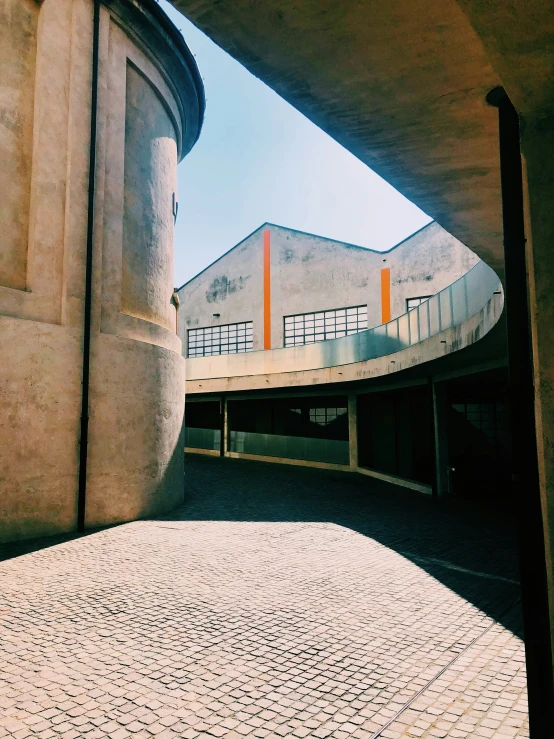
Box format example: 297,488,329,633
184,447,433,494
357,466,432,495
225,451,351,472
185,447,220,457
187,447,352,472
187,293,504,394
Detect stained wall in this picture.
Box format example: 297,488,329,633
177,222,479,354
0,0,203,542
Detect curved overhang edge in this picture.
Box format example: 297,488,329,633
186,259,504,393
187,292,504,394
104,0,205,159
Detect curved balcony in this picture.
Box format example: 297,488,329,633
186,260,503,393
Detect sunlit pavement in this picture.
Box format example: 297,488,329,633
0,456,528,738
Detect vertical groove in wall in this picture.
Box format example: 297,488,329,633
381,267,391,323
0,0,39,291
77,0,101,533
263,229,271,349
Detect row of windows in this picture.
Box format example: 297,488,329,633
188,321,254,357
284,305,367,347
451,402,510,446
291,407,348,427
309,407,347,426
187,299,428,357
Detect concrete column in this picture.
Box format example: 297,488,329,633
521,113,554,680
220,396,228,456
348,393,358,469
431,379,449,496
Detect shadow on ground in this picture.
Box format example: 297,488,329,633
0,454,522,639
0,525,117,563
166,454,522,637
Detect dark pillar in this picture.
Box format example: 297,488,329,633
219,396,227,456
431,379,449,497
488,86,554,736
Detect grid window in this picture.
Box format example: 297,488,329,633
284,305,367,347
308,407,347,426
407,296,432,311
188,321,254,357
451,402,510,450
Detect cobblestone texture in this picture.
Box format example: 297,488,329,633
0,456,528,737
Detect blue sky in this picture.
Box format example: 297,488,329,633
161,2,432,288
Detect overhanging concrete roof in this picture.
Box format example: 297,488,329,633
171,0,553,281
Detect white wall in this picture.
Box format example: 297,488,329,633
177,222,479,354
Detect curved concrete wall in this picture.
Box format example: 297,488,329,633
0,0,203,541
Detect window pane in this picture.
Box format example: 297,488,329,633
188,321,254,356
282,307,366,347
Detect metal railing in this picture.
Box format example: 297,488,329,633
184,427,220,451
186,260,502,381
229,431,349,464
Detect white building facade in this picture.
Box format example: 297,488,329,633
177,222,479,360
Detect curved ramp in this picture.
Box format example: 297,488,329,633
186,260,503,393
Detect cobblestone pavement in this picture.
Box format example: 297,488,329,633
0,456,528,738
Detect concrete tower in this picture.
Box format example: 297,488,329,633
0,0,204,541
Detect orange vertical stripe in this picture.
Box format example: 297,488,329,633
381,267,391,324
263,229,271,349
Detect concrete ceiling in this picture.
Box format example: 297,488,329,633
455,0,554,119
169,0,554,275
172,0,508,275
171,0,554,279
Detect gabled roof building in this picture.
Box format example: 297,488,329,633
177,221,478,358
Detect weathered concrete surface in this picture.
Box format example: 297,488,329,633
0,456,528,738
0,320,82,542
122,64,178,332
179,226,263,349
0,0,38,291
0,0,203,542
178,222,478,352
521,116,554,677
86,333,186,528
0,0,87,544
387,224,478,319
454,0,554,120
